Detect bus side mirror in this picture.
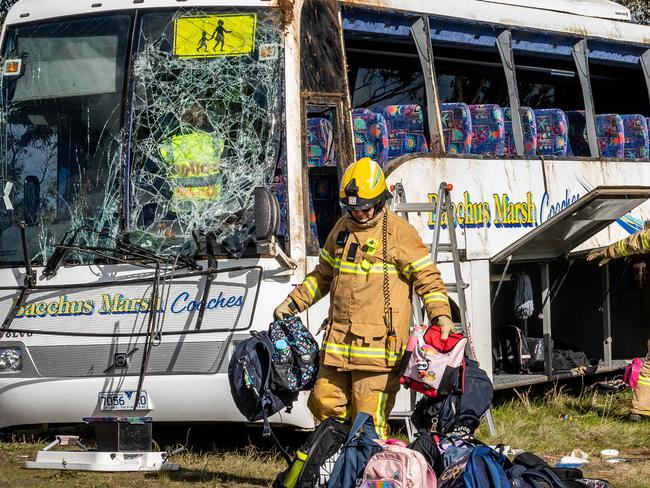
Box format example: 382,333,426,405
254,187,296,272
254,186,279,242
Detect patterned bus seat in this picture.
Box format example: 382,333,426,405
380,104,429,159
440,102,472,154
307,117,336,167
596,113,625,158
352,108,389,167
622,114,649,159
468,104,505,156
566,111,625,158
503,106,537,156
535,108,569,157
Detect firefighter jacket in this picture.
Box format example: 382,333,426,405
289,207,451,372
158,130,225,204
601,228,650,260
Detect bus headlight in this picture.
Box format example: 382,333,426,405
0,348,22,372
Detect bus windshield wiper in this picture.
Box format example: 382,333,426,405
41,227,84,279
42,226,198,279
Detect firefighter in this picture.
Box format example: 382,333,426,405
588,229,650,421
273,157,454,437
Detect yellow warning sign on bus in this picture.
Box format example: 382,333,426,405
174,14,257,58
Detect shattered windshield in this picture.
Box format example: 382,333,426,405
0,8,284,266
0,14,131,265
128,9,284,258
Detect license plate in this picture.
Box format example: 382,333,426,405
99,391,149,411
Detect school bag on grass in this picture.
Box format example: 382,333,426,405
509,451,611,488
410,433,481,477
360,438,437,488
273,417,349,488
328,412,381,488
437,445,510,488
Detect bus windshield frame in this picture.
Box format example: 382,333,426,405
0,7,285,267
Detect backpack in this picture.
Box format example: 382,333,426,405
228,331,298,463
526,337,546,373
498,325,531,374
438,445,510,488
400,325,467,398
228,330,297,428
510,451,611,488
409,433,480,477
273,417,349,488
411,358,493,435
268,317,320,393
360,438,437,488
624,358,644,390
552,350,589,371
328,412,381,488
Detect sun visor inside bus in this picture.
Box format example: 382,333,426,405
342,10,416,40
342,10,499,47
491,186,650,264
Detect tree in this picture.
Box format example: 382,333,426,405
620,0,650,25
0,0,18,25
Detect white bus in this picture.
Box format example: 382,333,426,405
0,0,649,429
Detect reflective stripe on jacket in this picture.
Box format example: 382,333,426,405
604,228,650,260
289,208,451,372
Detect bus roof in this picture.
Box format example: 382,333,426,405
6,0,650,47
345,0,650,46
5,0,277,25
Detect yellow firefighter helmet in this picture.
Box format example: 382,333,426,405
339,158,391,212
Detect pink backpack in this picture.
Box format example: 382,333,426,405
624,358,644,390
360,439,437,488
400,325,467,398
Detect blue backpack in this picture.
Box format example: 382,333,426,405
438,445,510,488
228,331,297,450
327,412,381,488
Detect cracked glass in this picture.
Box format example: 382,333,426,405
0,14,131,265
0,7,284,266
128,9,284,258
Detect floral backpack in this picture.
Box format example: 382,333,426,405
268,316,320,393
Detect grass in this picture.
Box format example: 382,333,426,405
485,387,650,488
0,387,649,487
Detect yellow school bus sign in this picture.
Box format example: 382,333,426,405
174,14,257,58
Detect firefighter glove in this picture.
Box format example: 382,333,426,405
274,297,298,320
587,248,610,267
435,315,454,340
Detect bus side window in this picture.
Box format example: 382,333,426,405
343,8,428,165
304,105,341,255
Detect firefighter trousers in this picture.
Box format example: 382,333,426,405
307,364,400,438
631,338,650,417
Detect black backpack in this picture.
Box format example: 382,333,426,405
498,325,531,374
411,358,493,435
508,451,611,488
228,330,297,461
273,417,349,488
